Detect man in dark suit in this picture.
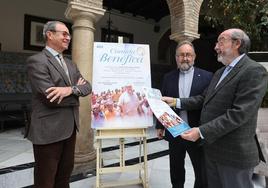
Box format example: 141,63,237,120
27,21,91,188
156,41,213,188
163,29,268,188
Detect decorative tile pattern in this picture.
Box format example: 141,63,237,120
0,52,33,94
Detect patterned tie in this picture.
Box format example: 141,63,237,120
57,54,71,84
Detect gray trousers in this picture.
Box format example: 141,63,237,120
205,155,254,188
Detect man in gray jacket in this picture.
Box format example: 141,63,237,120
27,21,91,188
162,28,268,188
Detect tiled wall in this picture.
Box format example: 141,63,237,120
0,51,175,93
0,52,33,93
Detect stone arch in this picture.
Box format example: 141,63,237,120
158,29,171,61
158,28,177,65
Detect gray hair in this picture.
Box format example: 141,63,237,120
42,21,65,41
176,40,196,55
230,29,251,54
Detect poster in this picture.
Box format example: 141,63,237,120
143,87,190,137
91,42,153,129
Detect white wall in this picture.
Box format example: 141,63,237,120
0,0,171,63
96,12,171,63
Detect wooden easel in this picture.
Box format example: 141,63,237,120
95,128,149,188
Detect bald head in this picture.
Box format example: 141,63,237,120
222,28,251,54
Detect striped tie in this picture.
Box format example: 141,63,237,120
57,54,71,84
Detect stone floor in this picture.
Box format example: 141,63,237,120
0,125,266,188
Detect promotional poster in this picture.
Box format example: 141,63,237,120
143,87,191,137
92,42,153,129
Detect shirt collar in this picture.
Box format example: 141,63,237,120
45,46,60,57
229,53,245,68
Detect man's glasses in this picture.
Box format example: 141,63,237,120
216,37,237,46
50,30,71,39
176,53,193,59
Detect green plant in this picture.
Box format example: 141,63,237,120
202,0,268,50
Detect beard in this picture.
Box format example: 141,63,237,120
217,55,228,66
217,48,233,66
178,61,194,71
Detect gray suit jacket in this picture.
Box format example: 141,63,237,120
27,49,91,145
181,55,268,168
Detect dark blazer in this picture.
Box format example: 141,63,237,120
181,55,268,168
27,49,91,145
156,67,213,142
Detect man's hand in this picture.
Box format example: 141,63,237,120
162,96,176,107
156,129,165,139
46,87,72,104
77,77,86,86
181,127,200,142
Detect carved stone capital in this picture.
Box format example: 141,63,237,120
166,0,203,43
65,0,105,22
169,31,200,42
68,0,102,8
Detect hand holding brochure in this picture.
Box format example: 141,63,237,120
143,87,191,137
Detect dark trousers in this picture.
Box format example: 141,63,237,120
33,130,76,188
169,139,207,188
205,154,254,188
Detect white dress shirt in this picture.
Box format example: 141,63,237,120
178,67,194,124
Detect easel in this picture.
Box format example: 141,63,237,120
94,37,149,187
95,128,149,188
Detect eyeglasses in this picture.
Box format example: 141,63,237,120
216,37,237,46
50,30,71,39
176,53,193,59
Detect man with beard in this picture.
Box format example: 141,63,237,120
156,41,213,188
118,85,140,116
162,29,268,188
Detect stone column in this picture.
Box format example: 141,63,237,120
65,0,105,174
166,0,204,42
